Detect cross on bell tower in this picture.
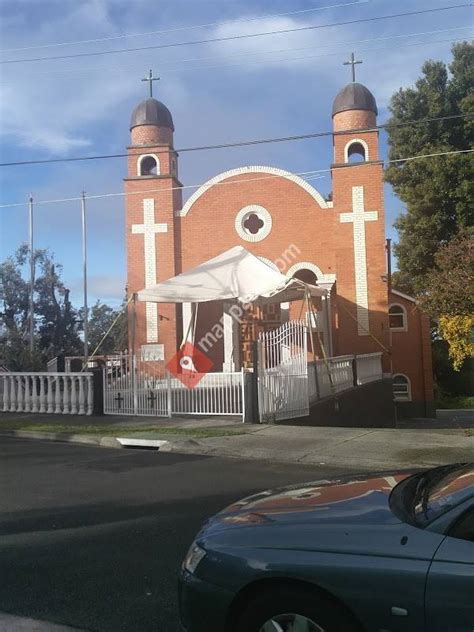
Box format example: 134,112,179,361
141,69,160,98
343,53,362,83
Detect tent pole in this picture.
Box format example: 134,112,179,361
305,290,320,400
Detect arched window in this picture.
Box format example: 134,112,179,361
393,374,411,401
138,154,160,176
292,268,318,285
344,138,369,163
389,304,407,331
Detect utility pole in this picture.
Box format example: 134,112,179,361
28,195,34,353
81,192,89,365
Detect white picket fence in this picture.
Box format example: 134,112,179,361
1,373,94,415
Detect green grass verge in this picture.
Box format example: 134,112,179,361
436,395,474,410
0,420,245,438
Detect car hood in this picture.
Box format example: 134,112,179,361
202,472,413,535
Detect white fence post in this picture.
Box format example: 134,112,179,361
9,376,16,412
39,376,46,413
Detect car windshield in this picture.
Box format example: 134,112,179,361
390,464,474,528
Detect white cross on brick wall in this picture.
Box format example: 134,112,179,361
132,198,168,342
340,186,378,335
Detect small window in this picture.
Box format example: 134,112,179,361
140,155,159,176
389,304,407,331
393,374,411,401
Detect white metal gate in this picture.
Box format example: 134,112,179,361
103,354,170,416
257,320,309,422
103,353,243,417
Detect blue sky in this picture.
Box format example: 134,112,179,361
0,0,471,307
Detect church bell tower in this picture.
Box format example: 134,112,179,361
331,55,390,364
124,71,182,362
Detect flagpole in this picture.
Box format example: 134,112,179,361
81,192,89,365
28,195,34,353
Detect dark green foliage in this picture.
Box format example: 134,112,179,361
385,42,474,294
0,246,126,370
0,246,82,369
419,228,474,318
432,339,473,397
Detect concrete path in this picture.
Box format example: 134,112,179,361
161,424,474,470
1,410,472,471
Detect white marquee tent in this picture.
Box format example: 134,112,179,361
137,245,327,305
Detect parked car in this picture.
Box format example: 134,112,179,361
179,463,474,632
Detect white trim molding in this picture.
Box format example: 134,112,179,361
391,288,417,304
177,165,331,217
389,303,408,332
137,153,161,177
392,373,412,402
344,138,369,163
286,261,336,285
235,205,272,242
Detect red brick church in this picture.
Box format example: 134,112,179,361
123,73,434,418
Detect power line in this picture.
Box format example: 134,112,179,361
1,4,470,65
6,26,470,79
0,149,471,209
0,0,373,53
151,34,470,79
1,114,471,168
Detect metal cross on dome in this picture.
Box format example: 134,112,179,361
343,53,362,83
142,69,160,98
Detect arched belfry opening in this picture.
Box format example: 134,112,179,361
139,155,159,176
347,141,367,162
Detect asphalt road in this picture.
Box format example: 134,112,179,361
0,437,361,632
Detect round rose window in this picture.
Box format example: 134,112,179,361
235,205,272,242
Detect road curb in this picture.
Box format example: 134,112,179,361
0,430,185,453
0,429,124,449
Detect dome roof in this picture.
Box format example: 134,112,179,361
332,82,378,117
130,98,174,131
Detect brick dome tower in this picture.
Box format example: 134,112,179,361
330,67,390,367
124,77,182,362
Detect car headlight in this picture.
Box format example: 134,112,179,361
183,543,207,575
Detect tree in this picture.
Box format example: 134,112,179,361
0,246,82,369
385,42,474,294
418,230,474,370
87,300,128,355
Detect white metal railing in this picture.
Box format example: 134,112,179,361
103,353,244,417
315,355,354,397
170,371,243,416
355,352,383,385
1,372,94,415
309,352,383,401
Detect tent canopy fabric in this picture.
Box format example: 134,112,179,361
137,246,327,305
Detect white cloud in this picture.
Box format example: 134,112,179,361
69,273,125,304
